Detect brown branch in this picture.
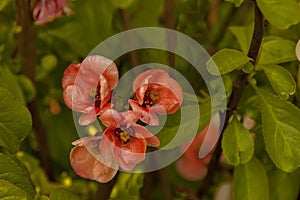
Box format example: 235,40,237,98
197,0,264,198
164,0,176,68
95,173,118,200
157,169,173,200
15,0,54,180
119,9,140,67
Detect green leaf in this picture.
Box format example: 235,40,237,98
17,75,36,103
258,39,297,65
112,0,135,8
0,87,32,153
229,23,254,54
0,154,35,199
17,152,53,195
110,173,144,200
255,87,300,172
233,157,269,200
268,168,300,200
226,0,244,7
207,48,251,75
50,188,80,200
222,117,254,166
0,66,25,104
257,0,300,30
262,65,296,99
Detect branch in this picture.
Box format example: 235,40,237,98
197,1,264,198
164,0,176,68
119,9,140,67
95,173,118,200
15,0,54,180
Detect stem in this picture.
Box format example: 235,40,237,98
95,173,118,200
157,169,173,200
119,9,140,67
15,0,54,180
164,0,176,68
197,1,264,198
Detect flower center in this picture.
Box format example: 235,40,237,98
143,90,159,106
89,82,101,108
115,127,133,144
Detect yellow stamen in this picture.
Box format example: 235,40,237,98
119,131,130,143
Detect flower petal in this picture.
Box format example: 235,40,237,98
78,112,97,126
70,145,118,183
62,63,80,89
176,155,208,181
113,137,147,171
132,69,170,91
133,125,160,147
81,55,119,90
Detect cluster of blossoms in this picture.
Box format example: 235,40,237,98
33,0,72,25
62,55,183,183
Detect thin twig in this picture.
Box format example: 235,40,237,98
197,0,264,198
15,0,54,180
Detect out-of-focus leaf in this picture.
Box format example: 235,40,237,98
50,188,80,200
0,0,12,11
44,107,78,170
258,39,297,65
110,173,144,200
112,0,135,8
130,0,163,27
17,75,36,103
42,0,115,56
262,65,296,99
207,48,251,75
268,168,300,200
233,157,269,200
229,23,254,53
0,87,32,153
257,0,300,30
156,105,199,149
17,152,53,195
0,66,25,103
36,54,58,81
226,0,244,7
255,87,300,172
0,154,35,199
222,117,254,166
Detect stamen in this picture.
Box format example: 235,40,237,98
115,128,132,144
142,90,159,107
94,82,101,108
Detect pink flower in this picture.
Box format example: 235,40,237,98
176,120,220,181
33,0,73,25
99,109,160,170
129,69,183,126
62,55,119,126
70,136,118,183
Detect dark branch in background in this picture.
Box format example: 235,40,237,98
164,0,176,68
197,1,264,198
15,0,54,180
207,2,236,54
119,9,140,67
95,173,118,200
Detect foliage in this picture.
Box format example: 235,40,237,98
0,0,300,199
